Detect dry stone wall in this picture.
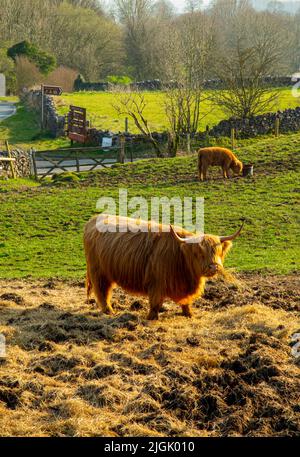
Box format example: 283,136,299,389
22,90,65,138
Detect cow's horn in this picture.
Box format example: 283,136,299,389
170,225,185,242
219,221,245,242
170,225,204,244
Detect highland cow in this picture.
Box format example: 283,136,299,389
84,215,243,320
198,147,243,181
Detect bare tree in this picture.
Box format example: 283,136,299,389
164,86,208,156
114,0,154,79
210,4,286,118
158,11,214,155
153,0,174,18
114,92,164,157
289,10,300,72
185,0,202,13
15,56,43,93
44,66,78,92
266,1,284,13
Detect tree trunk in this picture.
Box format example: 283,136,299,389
167,132,180,157
149,135,164,158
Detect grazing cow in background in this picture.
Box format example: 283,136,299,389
198,147,243,181
84,215,244,320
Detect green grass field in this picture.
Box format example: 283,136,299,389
0,88,299,151
56,88,300,133
0,131,299,278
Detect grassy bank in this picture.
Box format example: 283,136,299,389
0,131,299,278
0,102,68,150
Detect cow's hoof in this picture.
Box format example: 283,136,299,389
182,312,193,318
103,307,115,315
181,305,193,318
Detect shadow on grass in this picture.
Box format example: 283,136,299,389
3,302,140,350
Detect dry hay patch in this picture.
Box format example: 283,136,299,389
0,275,299,437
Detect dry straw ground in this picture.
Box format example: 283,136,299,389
0,275,299,437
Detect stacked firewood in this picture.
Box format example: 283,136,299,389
0,149,32,178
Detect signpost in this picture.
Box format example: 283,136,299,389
41,84,63,130
67,105,88,144
43,85,63,96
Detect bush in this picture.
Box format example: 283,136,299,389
8,40,56,75
15,57,43,93
44,66,78,93
74,74,85,91
106,75,133,85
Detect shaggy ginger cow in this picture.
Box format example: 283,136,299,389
198,147,243,181
84,215,243,320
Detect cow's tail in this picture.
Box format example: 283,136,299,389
86,269,92,305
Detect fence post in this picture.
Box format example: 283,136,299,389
41,84,44,131
5,141,16,179
31,148,38,180
205,125,210,147
187,133,191,154
119,135,125,164
130,138,133,163
231,127,235,150
275,115,280,137
75,151,80,172
29,148,34,176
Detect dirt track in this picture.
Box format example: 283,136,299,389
0,274,299,436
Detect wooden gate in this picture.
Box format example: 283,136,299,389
31,146,125,180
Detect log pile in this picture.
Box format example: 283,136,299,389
0,149,32,178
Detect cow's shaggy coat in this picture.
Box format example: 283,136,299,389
84,215,237,320
198,147,243,180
